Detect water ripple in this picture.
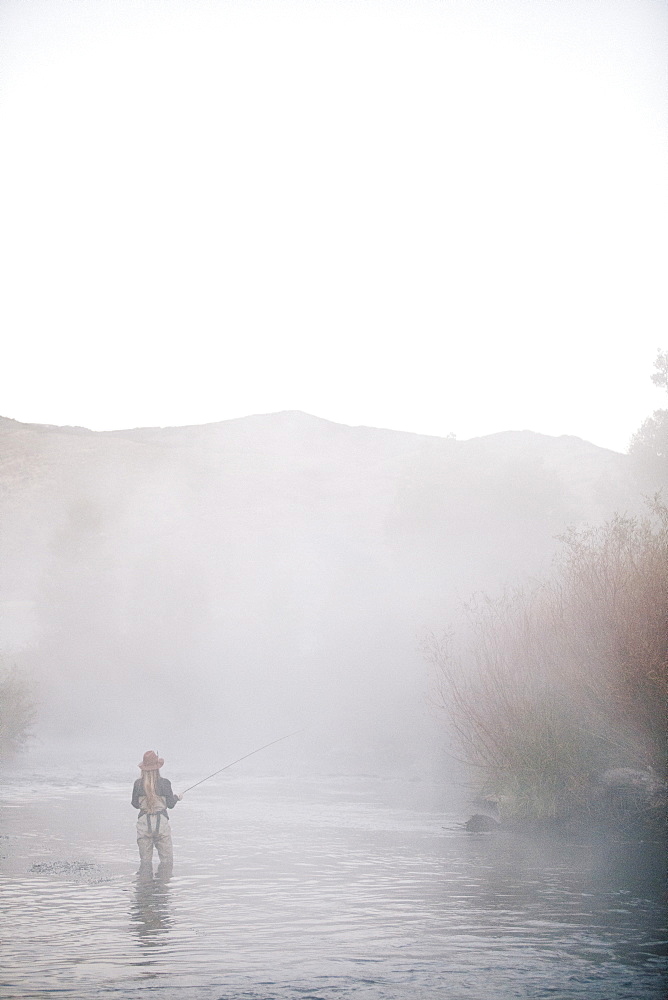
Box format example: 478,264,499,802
0,776,666,999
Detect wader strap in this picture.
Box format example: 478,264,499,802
142,810,169,840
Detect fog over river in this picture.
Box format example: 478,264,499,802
1,746,666,1000
2,0,667,989
1,415,664,997
0,412,636,756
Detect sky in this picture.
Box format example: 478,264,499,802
1,0,666,452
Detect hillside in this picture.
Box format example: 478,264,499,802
0,412,637,771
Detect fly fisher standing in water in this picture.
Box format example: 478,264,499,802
132,750,182,871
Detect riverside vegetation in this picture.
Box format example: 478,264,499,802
430,352,668,837
429,498,668,836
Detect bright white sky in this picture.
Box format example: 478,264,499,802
1,0,666,451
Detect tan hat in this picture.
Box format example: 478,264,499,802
139,750,164,771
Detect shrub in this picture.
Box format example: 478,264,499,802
428,501,668,821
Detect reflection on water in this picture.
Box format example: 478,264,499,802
130,865,173,948
0,772,666,999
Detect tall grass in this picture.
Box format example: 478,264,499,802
428,500,668,821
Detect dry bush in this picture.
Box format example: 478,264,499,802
555,501,668,768
429,500,668,819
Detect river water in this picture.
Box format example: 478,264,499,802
1,757,666,1000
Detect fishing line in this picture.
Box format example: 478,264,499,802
180,729,305,795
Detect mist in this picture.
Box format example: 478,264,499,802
1,411,636,776
1,0,666,992
2,411,666,999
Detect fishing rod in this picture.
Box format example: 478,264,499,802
180,729,305,796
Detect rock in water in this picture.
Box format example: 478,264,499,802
465,813,500,832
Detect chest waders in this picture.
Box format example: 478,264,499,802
137,809,173,867
141,809,168,839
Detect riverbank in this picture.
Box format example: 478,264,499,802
464,767,667,846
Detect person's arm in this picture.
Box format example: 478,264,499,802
160,778,180,809
131,779,141,809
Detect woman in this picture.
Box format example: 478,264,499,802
132,750,182,868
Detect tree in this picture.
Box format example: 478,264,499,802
650,349,668,394
629,349,668,489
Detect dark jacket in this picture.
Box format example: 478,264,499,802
132,776,179,811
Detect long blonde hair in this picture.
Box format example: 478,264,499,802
141,769,162,813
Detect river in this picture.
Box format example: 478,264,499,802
1,754,666,999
